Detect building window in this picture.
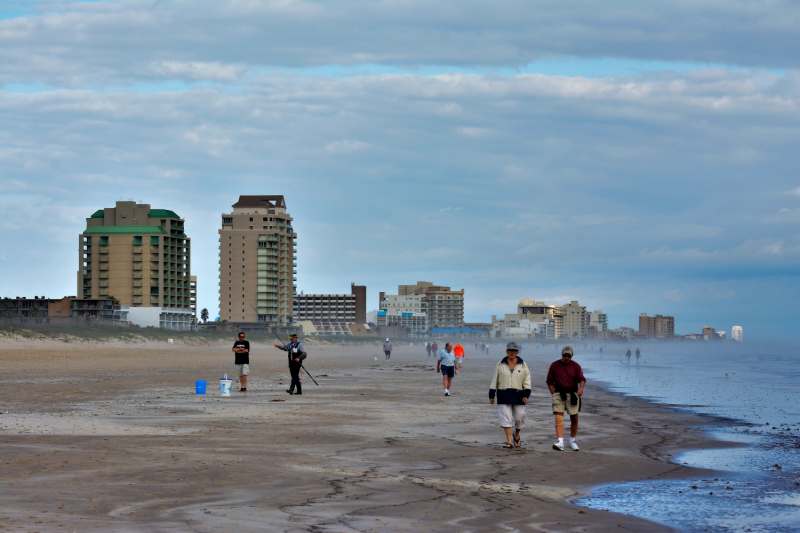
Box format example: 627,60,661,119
133,236,142,244
249,217,253,222
151,236,159,244
223,217,232,224
100,236,109,245
84,237,92,244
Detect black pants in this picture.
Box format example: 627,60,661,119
289,363,302,394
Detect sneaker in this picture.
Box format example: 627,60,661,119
444,391,450,396
570,441,580,451
239,388,247,392
552,442,565,451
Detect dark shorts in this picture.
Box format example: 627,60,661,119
385,351,391,356
441,365,454,378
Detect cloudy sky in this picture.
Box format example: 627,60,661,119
1,0,798,339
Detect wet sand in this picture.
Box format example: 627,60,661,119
0,339,734,532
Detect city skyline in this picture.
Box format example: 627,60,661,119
1,1,798,339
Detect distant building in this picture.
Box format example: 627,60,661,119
296,292,356,335
588,310,608,333
218,195,296,325
716,331,726,340
376,310,428,336
702,325,716,340
611,327,636,340
639,313,675,338
562,301,587,339
189,275,197,323
732,326,743,342
492,298,565,339
2,296,112,318
80,201,191,310
396,281,464,329
351,283,367,323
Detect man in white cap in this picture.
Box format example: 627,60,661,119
383,338,392,362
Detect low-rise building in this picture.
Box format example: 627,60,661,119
376,310,428,336
611,326,637,340
491,298,565,339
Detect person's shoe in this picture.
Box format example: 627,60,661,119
444,391,450,396
570,441,580,451
552,442,565,451
239,388,247,392
285,389,293,395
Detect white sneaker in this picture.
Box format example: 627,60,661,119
552,441,565,451
444,391,450,396
570,441,580,451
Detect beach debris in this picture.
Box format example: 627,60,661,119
692,486,698,489
773,464,782,469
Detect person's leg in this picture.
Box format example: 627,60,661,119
554,412,564,438
442,373,448,390
446,376,452,390
240,374,248,390
503,426,513,445
287,365,298,393
498,405,514,446
570,414,579,438
513,405,525,445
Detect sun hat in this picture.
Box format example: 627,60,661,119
506,341,520,351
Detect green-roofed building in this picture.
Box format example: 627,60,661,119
79,201,194,327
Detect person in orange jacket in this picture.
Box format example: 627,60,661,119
453,342,465,374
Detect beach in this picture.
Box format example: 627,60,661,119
1,337,732,532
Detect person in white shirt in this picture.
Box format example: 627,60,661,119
437,343,456,396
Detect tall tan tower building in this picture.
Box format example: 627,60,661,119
79,201,191,309
218,196,297,325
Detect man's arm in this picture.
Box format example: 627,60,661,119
577,379,586,396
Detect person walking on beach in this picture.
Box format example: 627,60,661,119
453,342,465,374
426,342,432,357
489,342,531,449
635,347,641,361
437,342,456,396
383,338,393,362
625,348,631,362
232,332,250,392
547,346,586,451
432,342,438,356
276,333,307,395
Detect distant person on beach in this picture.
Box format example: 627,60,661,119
625,348,631,361
635,348,641,361
489,341,531,449
437,342,456,396
453,342,465,374
276,333,307,395
426,342,432,357
432,342,438,355
383,338,393,361
232,332,250,393
600,346,603,355
547,346,586,451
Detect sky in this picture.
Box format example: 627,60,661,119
1,0,798,339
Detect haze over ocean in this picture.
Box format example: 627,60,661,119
1,1,799,339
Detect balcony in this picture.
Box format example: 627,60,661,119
132,263,143,271
99,265,109,271
132,297,142,304
132,247,143,254
99,247,109,253
99,290,109,296
132,289,143,296
150,246,159,253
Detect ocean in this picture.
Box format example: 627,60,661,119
570,341,800,532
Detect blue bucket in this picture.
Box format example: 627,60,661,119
195,380,207,394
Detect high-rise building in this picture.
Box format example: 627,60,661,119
731,326,743,342
562,301,587,339
79,201,191,310
639,313,675,338
218,195,296,324
588,310,608,333
396,281,464,329
351,283,367,324
702,325,716,340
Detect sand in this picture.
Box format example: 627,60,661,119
0,337,734,532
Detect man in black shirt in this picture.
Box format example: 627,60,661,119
232,332,250,392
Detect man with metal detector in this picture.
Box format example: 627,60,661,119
276,333,307,395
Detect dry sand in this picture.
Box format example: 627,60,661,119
0,337,733,532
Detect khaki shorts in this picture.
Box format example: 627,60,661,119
235,364,250,377
552,392,581,415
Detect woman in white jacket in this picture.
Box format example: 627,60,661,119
489,341,532,448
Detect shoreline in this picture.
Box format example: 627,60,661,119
0,340,742,532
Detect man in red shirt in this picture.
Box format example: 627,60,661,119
546,346,586,451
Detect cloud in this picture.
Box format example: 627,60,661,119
149,61,244,82
324,140,368,153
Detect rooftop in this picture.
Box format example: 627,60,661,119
83,226,168,235
232,195,286,208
